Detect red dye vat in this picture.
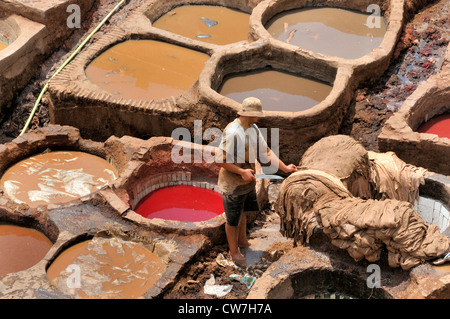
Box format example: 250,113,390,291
135,185,224,222
417,114,450,139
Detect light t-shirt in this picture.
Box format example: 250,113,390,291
217,119,270,195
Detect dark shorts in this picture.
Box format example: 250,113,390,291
222,188,259,227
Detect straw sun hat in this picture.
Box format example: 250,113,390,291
237,97,264,117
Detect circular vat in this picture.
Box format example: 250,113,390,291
199,41,353,164
416,113,450,140
378,75,450,176
264,7,387,60
0,15,19,51
0,223,53,277
46,234,170,299
201,43,339,115
124,170,226,237
0,150,118,208
85,39,210,101
416,173,450,234
218,67,332,112
151,4,251,45
102,137,233,239
267,268,391,299
134,184,223,223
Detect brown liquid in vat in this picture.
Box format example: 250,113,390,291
218,69,332,112
153,5,250,45
0,41,7,51
46,237,166,299
0,224,52,277
85,40,210,100
266,7,387,59
0,151,117,208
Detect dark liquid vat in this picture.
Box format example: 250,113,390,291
135,185,224,222
266,7,387,59
218,69,332,112
153,5,250,45
85,40,210,100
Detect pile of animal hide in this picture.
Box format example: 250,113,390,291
276,135,449,270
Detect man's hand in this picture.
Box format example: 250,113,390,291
240,168,256,182
283,164,298,173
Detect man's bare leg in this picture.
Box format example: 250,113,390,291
238,212,251,248
226,223,245,261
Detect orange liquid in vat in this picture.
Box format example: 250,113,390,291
46,237,166,299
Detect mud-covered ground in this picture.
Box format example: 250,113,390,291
340,0,449,151
0,0,448,300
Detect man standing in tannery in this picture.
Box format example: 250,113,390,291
216,97,297,262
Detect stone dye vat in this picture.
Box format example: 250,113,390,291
379,44,450,176
0,14,46,121
100,136,268,241
248,240,450,299
0,224,53,277
250,0,405,84
0,0,96,125
218,68,332,112
46,236,167,299
85,39,210,101
414,196,449,233
416,172,450,235
134,185,224,222
116,170,228,239
416,114,450,140
47,29,214,141
247,245,393,299
0,150,118,208
265,7,387,60
152,4,250,45
199,41,354,164
0,125,125,211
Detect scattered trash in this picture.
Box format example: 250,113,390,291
200,17,218,28
204,274,233,297
215,253,237,269
195,34,212,39
229,274,256,289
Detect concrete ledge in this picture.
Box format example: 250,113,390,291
0,14,46,121
0,0,96,121
0,0,95,28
